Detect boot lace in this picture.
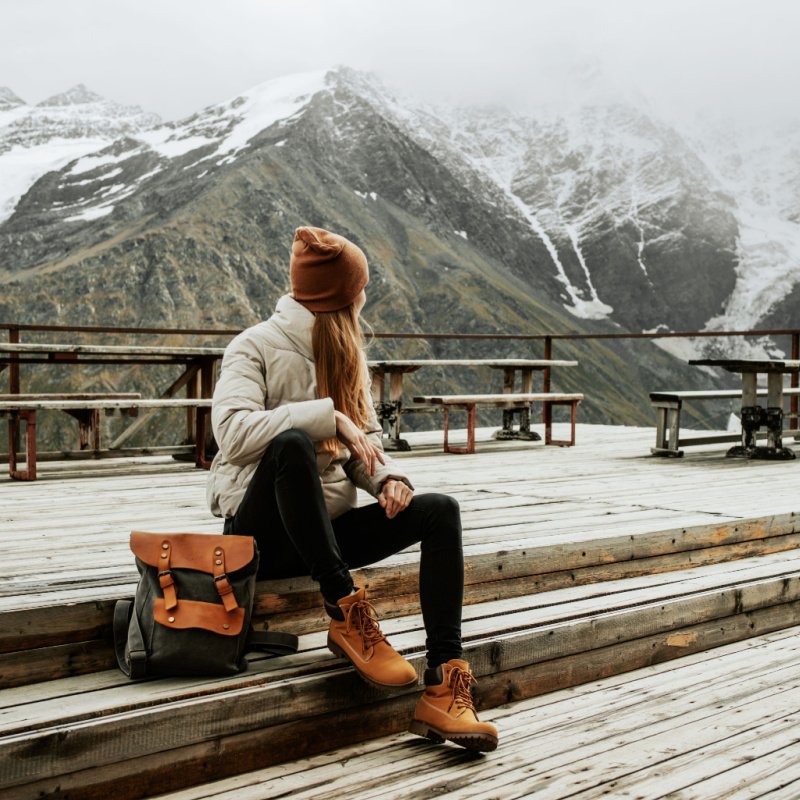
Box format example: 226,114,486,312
344,599,386,652
448,665,477,713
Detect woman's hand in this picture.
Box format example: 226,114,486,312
334,410,385,476
378,479,414,519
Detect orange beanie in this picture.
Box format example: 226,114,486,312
289,226,369,312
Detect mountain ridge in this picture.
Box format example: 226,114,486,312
0,66,795,443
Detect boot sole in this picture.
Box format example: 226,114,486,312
327,636,418,689
409,719,498,752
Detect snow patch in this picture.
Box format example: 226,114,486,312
135,167,162,183
68,149,135,176
705,210,800,332
64,204,114,222
138,129,214,160
563,221,612,313
68,167,123,186
454,230,468,239
0,137,109,222
509,194,613,320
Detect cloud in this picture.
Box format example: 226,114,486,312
1,0,798,126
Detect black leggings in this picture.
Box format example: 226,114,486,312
224,429,464,668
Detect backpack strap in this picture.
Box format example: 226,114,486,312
246,628,299,656
113,599,148,679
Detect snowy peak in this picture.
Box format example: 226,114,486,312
0,85,161,223
38,84,105,107
0,88,25,110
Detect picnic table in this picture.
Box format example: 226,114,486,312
0,342,225,478
688,358,800,460
366,359,578,450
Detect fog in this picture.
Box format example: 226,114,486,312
2,0,798,126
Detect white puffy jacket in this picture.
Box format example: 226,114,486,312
207,294,411,519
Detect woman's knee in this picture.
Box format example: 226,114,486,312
415,493,462,539
420,492,460,517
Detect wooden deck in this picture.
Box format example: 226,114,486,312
2,423,800,799
151,626,800,800
3,423,799,605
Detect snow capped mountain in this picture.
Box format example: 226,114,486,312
335,74,739,331
6,71,332,227
0,84,160,223
0,87,25,112
7,65,799,431
1,66,798,348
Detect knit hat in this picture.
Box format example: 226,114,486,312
290,226,369,312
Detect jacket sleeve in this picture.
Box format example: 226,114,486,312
343,406,414,497
211,339,336,468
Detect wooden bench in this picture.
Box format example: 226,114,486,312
650,388,800,457
413,393,583,454
0,397,213,480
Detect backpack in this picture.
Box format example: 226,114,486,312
113,531,298,678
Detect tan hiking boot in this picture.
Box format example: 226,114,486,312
409,659,498,752
327,588,418,689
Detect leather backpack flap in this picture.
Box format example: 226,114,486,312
130,531,254,572
129,531,255,633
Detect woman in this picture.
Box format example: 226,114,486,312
207,226,498,752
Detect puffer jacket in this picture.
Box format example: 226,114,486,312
207,294,412,520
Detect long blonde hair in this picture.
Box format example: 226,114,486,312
312,304,371,456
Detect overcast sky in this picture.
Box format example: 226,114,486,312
2,0,798,126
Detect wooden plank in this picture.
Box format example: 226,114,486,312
0,393,141,401
3,567,800,783
413,393,583,405
0,398,211,410
6,612,800,800
8,532,800,687
367,359,578,368
0,343,225,357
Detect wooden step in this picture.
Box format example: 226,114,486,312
2,512,799,688
146,626,800,800
2,550,800,799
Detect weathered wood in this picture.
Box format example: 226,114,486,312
367,359,578,369
0,393,141,401
689,358,800,372
413,393,583,406
2,423,800,799
0,343,226,357
139,628,800,800
0,398,212,411
109,364,201,449
6,611,800,800
650,387,800,401
3,565,800,786
1,512,797,669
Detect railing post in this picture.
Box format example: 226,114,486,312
791,331,799,431
542,335,553,436
8,325,20,394
8,325,21,457
543,335,552,393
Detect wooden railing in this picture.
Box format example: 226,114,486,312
3,323,800,426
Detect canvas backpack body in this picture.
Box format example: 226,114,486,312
114,531,297,678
